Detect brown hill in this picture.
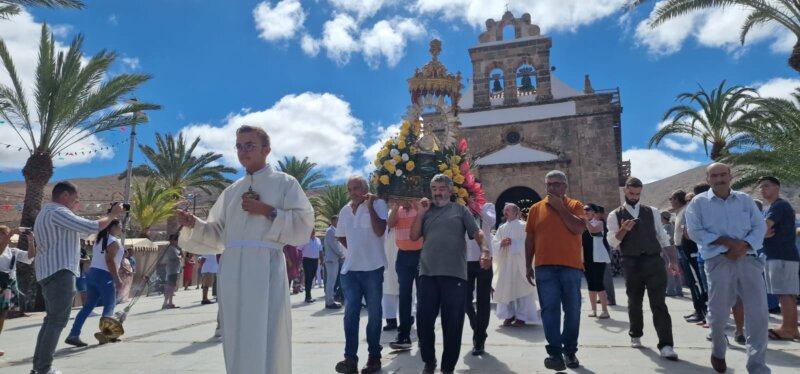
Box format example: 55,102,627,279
642,165,800,210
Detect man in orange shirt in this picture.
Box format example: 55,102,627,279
525,170,586,371
388,199,423,350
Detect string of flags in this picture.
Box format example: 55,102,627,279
0,137,129,160
1,202,114,212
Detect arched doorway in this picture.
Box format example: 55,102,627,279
495,186,542,227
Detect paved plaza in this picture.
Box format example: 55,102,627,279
1,279,798,373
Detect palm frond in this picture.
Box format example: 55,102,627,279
312,184,349,225
277,156,329,191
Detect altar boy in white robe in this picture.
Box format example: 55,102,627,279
176,125,315,374
492,203,541,326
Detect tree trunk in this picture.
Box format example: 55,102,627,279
789,40,800,74
710,141,727,161
18,153,55,312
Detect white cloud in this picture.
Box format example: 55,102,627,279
361,18,425,68
108,14,118,26
754,77,800,101
623,148,701,183
330,0,394,20
253,0,306,42
120,57,140,70
361,122,401,174
300,33,321,56
635,2,794,57
321,13,361,65
180,93,364,176
662,138,700,153
413,0,629,32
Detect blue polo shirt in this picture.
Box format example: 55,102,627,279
763,198,800,262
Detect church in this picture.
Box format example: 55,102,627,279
410,11,627,218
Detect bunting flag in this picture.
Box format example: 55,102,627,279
0,127,130,159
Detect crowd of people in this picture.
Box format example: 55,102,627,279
2,123,796,374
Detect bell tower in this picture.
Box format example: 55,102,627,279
468,11,553,108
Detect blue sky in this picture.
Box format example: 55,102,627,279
0,0,797,185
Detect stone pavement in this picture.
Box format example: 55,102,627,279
1,279,798,373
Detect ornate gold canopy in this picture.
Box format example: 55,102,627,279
407,39,464,114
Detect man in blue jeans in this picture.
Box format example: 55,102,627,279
335,176,388,374
524,170,587,371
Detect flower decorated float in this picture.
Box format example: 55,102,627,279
371,40,486,215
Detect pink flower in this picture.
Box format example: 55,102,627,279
458,138,468,153
460,161,470,174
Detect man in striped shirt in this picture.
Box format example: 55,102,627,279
31,181,124,374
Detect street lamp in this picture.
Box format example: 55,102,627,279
187,193,198,215
121,97,149,246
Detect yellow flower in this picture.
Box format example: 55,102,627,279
453,155,462,163
405,160,416,171
456,198,466,205
371,174,378,184
458,188,469,198
398,140,407,150
379,175,390,185
453,174,465,185
451,166,460,175
387,164,396,174
443,170,453,178
393,155,402,163
410,146,417,155
383,160,397,174
438,163,448,171
378,148,389,158
374,159,381,167
384,139,394,147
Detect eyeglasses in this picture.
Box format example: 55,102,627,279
235,143,264,153
546,182,565,188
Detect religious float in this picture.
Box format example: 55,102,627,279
371,40,486,215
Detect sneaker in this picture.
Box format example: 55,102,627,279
685,315,703,323
471,340,485,356
382,318,397,331
389,337,412,350
565,353,580,368
305,298,316,303
659,346,679,361
544,355,566,371
734,334,746,345
361,357,381,374
335,358,358,374
325,303,342,309
64,335,88,347
631,337,643,348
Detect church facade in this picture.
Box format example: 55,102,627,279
455,12,627,216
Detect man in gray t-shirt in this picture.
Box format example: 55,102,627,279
161,236,183,309
410,174,491,373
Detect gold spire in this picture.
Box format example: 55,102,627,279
408,39,464,114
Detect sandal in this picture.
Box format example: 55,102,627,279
598,312,610,319
513,319,526,326
588,312,597,318
767,328,794,341
503,318,515,326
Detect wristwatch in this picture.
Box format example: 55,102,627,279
267,209,278,220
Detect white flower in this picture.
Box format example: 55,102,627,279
396,169,403,176
402,153,409,161
390,159,397,166
390,149,400,157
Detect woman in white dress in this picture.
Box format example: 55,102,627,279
492,203,541,326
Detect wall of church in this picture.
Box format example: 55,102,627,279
461,95,622,212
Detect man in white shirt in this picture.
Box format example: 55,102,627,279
299,230,322,303
334,176,387,374
198,255,218,305
32,181,124,374
606,177,680,360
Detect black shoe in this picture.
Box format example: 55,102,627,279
361,357,381,374
768,307,781,315
685,315,703,323
201,299,213,305
389,337,412,350
735,334,746,345
684,312,698,319
64,335,88,347
383,318,398,331
335,358,358,374
565,354,580,369
305,298,316,303
544,355,566,371
422,362,436,374
325,303,342,309
472,341,485,356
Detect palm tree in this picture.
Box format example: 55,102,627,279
725,88,800,187
633,0,800,73
312,184,349,226
277,156,328,191
124,132,236,234
0,0,84,19
648,80,758,160
130,179,181,239
0,25,158,310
